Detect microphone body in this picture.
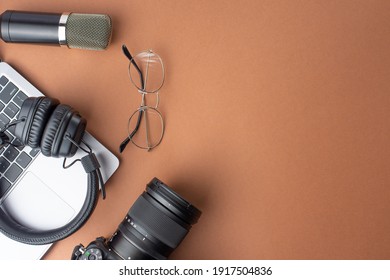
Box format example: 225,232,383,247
0,10,112,50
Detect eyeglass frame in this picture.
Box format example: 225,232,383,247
119,45,165,153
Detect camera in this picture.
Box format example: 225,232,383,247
71,177,201,260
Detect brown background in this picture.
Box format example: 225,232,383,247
1,0,389,259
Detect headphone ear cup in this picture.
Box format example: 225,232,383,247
40,104,72,157
59,112,86,158
14,97,59,148
40,104,86,158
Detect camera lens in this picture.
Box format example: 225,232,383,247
107,178,201,259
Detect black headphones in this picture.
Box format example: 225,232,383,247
0,96,105,245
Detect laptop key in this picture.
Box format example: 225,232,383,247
5,131,13,142
4,102,19,118
12,137,25,150
0,177,11,198
4,163,22,183
16,152,32,168
0,82,19,104
12,91,28,107
7,123,16,135
0,113,10,129
0,157,10,173
0,76,8,87
29,148,40,157
4,146,19,162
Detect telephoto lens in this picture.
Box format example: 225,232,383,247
71,178,201,260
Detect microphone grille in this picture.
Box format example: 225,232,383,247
66,13,112,50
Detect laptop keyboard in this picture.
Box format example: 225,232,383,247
0,75,40,198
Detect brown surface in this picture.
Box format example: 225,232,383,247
1,0,390,259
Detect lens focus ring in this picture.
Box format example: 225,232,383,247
107,178,201,260
129,195,189,249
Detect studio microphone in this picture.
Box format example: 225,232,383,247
0,10,112,50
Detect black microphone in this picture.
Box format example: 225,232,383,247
0,10,112,50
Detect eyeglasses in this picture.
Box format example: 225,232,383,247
119,45,165,153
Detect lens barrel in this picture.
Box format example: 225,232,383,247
108,178,201,260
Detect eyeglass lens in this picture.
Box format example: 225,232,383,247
127,107,164,150
129,50,164,94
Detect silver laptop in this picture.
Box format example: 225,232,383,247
0,61,119,260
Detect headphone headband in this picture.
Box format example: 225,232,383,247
0,97,104,245
0,169,99,245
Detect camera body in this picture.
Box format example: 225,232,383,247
71,178,201,260
72,237,120,260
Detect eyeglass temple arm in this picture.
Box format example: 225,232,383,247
119,45,145,153
119,110,143,153
122,44,145,90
